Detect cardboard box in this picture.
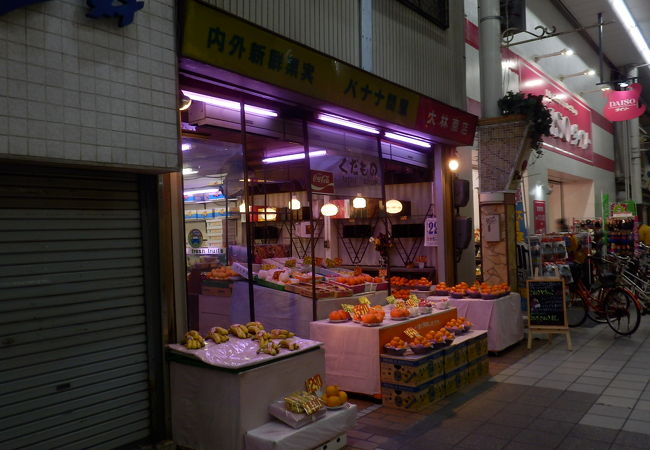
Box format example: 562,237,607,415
380,350,444,387
443,341,468,373
201,286,233,297
444,366,469,396
381,376,446,411
466,332,488,362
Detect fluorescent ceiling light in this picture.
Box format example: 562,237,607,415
181,90,278,117
384,132,431,148
608,0,650,65
182,168,197,175
182,143,191,151
523,79,544,88
262,150,327,164
184,188,221,195
562,49,574,56
317,113,380,134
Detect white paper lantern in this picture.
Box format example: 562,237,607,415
239,202,246,213
352,193,366,209
320,202,339,217
386,199,403,214
289,196,301,210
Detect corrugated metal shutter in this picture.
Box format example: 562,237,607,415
0,165,151,449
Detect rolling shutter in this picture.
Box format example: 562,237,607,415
0,165,152,449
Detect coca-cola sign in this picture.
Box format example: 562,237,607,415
311,170,334,193
603,83,646,122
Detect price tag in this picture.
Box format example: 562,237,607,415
404,327,423,339
385,295,396,304
424,217,439,247
407,294,419,307
341,304,355,314
305,374,323,393
353,304,370,318
379,268,387,277
395,300,406,309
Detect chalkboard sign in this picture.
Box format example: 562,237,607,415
527,278,567,328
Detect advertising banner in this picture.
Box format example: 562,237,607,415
519,63,593,162
533,200,546,235
602,83,646,122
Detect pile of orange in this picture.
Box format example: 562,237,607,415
390,276,409,286
445,317,473,330
425,328,455,344
409,336,433,348
391,288,410,299
390,307,410,318
361,310,384,324
328,309,350,321
207,266,238,280
478,282,510,297
322,385,348,407
336,274,373,285
450,282,468,295
387,336,408,349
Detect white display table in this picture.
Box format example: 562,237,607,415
309,307,458,396
199,281,388,337
245,403,357,450
169,345,325,450
447,292,524,352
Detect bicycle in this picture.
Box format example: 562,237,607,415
609,250,649,313
566,256,642,336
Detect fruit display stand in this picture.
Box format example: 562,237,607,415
168,339,327,450
446,292,524,352
199,281,388,337
309,307,458,396
380,330,488,411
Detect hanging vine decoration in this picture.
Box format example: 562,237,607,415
502,25,557,46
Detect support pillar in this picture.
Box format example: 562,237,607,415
479,192,517,286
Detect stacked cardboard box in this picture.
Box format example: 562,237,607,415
380,330,488,411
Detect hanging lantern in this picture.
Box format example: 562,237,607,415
289,195,301,210
321,202,339,217
386,199,403,214
239,202,246,213
448,158,460,172
352,193,366,209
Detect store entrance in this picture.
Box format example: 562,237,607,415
547,170,595,232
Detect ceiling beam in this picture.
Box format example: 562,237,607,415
550,0,619,76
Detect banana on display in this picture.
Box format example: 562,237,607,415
257,341,280,356
211,326,229,336
246,321,265,336
252,330,271,341
206,331,229,344
182,330,205,349
269,328,295,339
229,324,249,339
278,340,300,351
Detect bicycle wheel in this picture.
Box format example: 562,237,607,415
586,287,608,323
604,288,641,336
566,290,588,327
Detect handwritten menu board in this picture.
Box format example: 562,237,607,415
527,278,567,328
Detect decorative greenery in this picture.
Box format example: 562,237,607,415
369,233,393,258
497,91,552,157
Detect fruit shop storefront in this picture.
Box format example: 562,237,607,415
168,2,478,449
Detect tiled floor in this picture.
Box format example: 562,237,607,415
344,317,650,449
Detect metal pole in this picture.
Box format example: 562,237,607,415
629,66,642,206
302,120,318,322
479,0,502,118
240,103,256,322
598,13,604,84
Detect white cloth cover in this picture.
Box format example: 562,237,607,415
245,404,357,450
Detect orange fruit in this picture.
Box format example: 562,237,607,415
338,390,348,404
325,385,339,397
327,395,342,407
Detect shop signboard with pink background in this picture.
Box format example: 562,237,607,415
518,63,594,164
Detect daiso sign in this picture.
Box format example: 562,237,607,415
518,63,593,162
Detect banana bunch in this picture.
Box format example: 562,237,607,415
257,340,280,356
182,330,205,349
206,326,229,344
252,330,271,341
229,324,249,339
246,321,265,335
269,329,295,339
278,339,300,351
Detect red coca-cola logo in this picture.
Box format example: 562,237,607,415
311,170,334,193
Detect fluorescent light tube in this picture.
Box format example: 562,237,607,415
184,188,221,195
384,132,431,148
181,90,278,117
182,143,191,151
262,150,327,164
608,0,650,65
317,113,380,134
182,168,197,175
